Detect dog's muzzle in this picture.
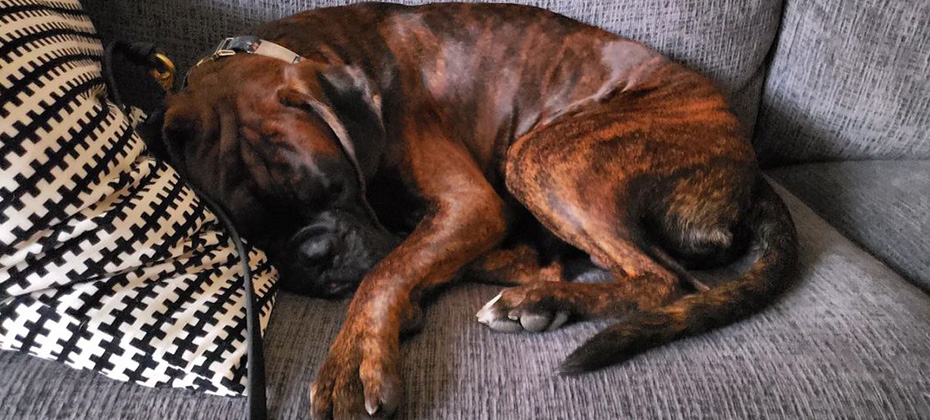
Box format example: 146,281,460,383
279,209,398,298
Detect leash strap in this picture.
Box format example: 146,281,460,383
103,41,268,420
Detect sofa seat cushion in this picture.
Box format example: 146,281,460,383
2,184,928,419
769,160,930,292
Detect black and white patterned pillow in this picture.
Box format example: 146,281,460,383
0,0,278,396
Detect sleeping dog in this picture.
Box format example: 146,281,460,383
162,3,798,419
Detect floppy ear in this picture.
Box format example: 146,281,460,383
161,93,202,170
281,64,386,181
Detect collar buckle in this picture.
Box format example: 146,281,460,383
214,49,237,58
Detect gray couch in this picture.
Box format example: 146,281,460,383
3,0,929,419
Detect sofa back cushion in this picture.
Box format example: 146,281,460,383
80,0,782,135
754,0,930,165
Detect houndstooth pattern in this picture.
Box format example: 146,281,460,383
0,0,278,396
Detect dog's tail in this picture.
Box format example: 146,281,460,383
560,178,798,374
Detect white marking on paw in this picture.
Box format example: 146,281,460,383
476,292,503,324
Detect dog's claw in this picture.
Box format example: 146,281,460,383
549,311,570,331
365,399,380,416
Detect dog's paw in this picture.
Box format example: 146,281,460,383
475,285,571,333
310,327,402,420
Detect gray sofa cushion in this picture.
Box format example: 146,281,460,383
753,0,930,165
769,160,930,292
79,0,781,135
3,185,929,419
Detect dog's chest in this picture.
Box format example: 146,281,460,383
365,167,427,235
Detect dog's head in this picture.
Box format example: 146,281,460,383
162,55,396,298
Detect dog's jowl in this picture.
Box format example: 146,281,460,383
163,3,798,419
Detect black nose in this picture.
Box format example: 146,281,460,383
298,236,338,267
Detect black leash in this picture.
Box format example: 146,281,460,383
102,41,268,420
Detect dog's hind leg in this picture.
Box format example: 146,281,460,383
477,107,690,332
465,245,565,285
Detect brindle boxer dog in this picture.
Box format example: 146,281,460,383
162,2,798,419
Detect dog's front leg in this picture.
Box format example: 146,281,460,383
309,125,508,420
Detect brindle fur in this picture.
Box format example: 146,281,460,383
163,3,798,419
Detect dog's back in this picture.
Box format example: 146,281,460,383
258,3,723,172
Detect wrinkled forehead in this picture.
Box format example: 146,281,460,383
166,60,281,128
178,55,332,111
165,59,342,154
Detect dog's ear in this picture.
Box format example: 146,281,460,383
280,64,386,181
161,93,203,170
318,65,386,181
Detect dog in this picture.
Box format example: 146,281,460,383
162,3,798,419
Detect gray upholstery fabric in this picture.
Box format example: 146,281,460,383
753,0,930,165
79,0,782,134
769,161,930,292
3,185,929,419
